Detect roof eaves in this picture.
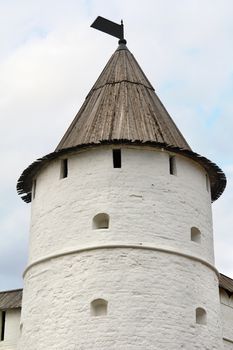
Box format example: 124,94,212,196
17,140,226,203
219,273,233,295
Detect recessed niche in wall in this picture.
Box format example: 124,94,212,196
169,155,177,175
191,227,201,243
60,159,68,179
112,149,121,168
92,213,109,229
196,307,207,325
91,299,108,316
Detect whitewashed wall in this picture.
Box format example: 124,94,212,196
220,289,233,349
19,146,223,350
0,309,21,350
29,147,214,264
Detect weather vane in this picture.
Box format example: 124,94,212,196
91,16,126,44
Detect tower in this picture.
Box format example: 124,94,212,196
17,19,226,350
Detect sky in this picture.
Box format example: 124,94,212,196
0,0,233,290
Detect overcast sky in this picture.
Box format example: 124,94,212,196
0,0,232,290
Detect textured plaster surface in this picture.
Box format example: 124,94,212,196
19,147,224,349
223,341,233,350
20,249,223,350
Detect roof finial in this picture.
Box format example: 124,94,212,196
91,16,127,45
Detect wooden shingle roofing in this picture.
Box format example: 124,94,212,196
0,289,22,310
219,274,233,294
17,43,226,203
56,44,191,151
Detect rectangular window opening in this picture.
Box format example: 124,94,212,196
169,156,176,175
32,179,36,199
60,159,68,179
113,149,121,168
1,311,6,341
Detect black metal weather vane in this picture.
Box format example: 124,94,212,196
91,16,127,44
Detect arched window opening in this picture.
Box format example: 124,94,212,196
91,299,108,316
60,159,68,179
169,155,177,175
93,213,109,229
196,307,207,325
191,227,201,243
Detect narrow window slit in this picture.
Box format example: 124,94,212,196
206,174,210,192
32,179,36,199
113,149,121,168
60,159,68,179
169,156,176,175
1,311,6,341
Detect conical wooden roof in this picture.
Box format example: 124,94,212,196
17,43,226,203
56,43,191,151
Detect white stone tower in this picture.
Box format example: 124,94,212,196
17,22,226,350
